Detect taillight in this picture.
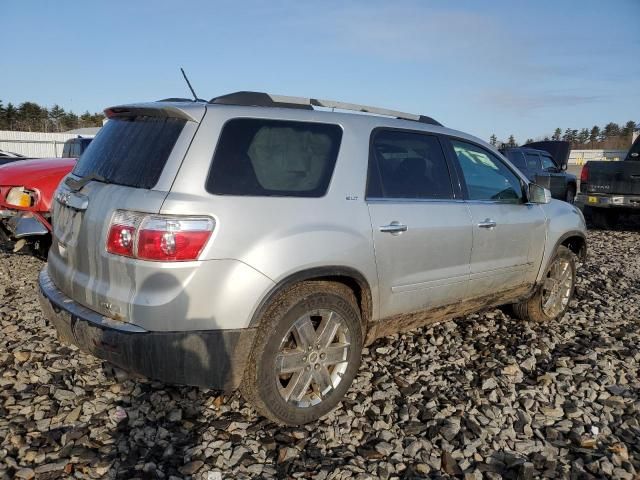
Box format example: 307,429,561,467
580,164,589,183
106,210,214,262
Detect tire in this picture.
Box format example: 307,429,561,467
590,209,618,229
565,185,576,204
513,246,576,323
240,281,363,425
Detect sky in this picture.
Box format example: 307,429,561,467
1,0,639,143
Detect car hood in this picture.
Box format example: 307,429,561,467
0,157,76,186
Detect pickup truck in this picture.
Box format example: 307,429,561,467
576,135,640,228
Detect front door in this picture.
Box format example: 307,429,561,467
446,139,546,298
540,154,566,198
366,129,473,319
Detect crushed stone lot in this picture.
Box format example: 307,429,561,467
0,229,639,480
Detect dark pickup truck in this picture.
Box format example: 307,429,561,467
502,141,577,203
576,135,640,228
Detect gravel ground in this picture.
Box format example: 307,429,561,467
0,229,639,480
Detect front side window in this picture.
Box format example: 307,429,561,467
541,155,557,171
367,130,453,199
452,140,523,202
207,119,342,197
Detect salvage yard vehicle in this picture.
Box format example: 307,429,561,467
38,92,587,425
576,134,640,228
0,150,31,166
0,136,92,255
501,141,577,203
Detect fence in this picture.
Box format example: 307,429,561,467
0,131,82,158
568,149,628,165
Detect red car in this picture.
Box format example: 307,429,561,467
0,137,92,255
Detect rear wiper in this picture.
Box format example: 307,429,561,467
65,172,109,192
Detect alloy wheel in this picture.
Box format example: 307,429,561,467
275,309,351,408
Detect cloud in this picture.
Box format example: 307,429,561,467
481,91,604,111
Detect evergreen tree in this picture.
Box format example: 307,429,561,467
577,128,590,145
562,128,577,145
525,138,534,144
507,135,517,148
552,128,562,141
602,122,621,139
48,104,65,132
621,121,637,140
489,134,497,146
589,126,600,146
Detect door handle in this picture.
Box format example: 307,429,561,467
379,222,408,234
478,219,497,229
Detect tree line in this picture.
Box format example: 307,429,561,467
491,121,639,150
0,100,104,132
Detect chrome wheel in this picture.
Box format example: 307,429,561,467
541,258,573,317
275,309,351,408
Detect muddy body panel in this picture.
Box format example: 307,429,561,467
39,268,255,390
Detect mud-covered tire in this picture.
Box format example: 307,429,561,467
240,281,363,425
513,246,576,323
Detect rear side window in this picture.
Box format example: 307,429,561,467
73,116,186,189
207,119,342,197
507,151,527,170
525,152,541,171
367,130,453,199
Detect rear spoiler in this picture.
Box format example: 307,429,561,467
104,103,203,123
523,141,570,170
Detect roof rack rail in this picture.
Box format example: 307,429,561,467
157,97,207,103
208,91,442,126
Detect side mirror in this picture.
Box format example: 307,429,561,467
528,183,552,204
561,164,567,171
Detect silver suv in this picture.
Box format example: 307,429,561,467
39,92,587,425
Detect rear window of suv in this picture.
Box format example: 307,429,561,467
206,119,342,197
73,116,186,189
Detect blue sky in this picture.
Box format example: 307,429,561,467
2,0,639,143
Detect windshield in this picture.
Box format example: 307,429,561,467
73,115,186,189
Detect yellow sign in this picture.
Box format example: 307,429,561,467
588,196,598,204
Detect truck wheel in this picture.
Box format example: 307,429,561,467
565,185,576,204
513,246,576,323
241,281,363,425
590,209,618,229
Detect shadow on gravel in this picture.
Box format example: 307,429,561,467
95,273,234,480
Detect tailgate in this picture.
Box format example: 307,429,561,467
46,103,204,323
586,161,640,195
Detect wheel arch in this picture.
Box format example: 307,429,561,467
248,266,373,333
537,230,586,284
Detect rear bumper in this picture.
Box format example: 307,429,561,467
576,193,640,209
38,267,256,391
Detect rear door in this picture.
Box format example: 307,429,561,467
48,106,205,319
366,128,472,318
444,138,546,298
